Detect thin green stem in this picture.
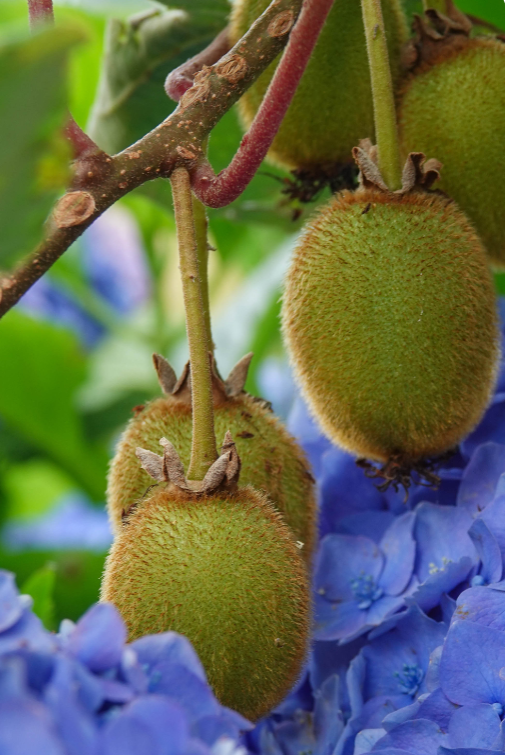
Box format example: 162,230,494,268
361,0,403,191
171,168,217,480
192,196,214,354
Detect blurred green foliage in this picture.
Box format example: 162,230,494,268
0,0,503,625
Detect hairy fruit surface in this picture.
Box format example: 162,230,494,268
101,485,310,721
107,369,316,562
282,189,499,464
230,0,407,171
399,37,505,266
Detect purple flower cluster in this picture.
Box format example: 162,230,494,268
0,570,250,754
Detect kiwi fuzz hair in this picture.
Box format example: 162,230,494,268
101,485,310,722
398,38,505,267
282,189,500,464
230,0,407,171
107,393,316,564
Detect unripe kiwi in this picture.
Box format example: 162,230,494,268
230,0,407,171
282,189,499,464
399,38,505,267
107,368,316,563
101,485,310,721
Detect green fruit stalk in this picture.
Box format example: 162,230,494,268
107,354,316,563
102,437,310,722
398,8,505,266
282,144,499,466
230,0,407,172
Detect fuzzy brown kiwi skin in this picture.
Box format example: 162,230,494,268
107,393,316,565
101,485,311,722
282,188,500,465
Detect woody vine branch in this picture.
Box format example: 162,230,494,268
0,0,329,318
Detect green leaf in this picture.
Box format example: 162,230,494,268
0,312,108,501
0,23,85,269
21,563,56,630
88,7,226,154
3,459,76,521
159,0,230,25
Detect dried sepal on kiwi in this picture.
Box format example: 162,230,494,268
352,138,441,194
107,353,316,563
402,0,472,70
136,429,241,499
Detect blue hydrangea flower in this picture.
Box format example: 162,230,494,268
19,277,105,348
1,493,112,552
313,513,416,642
0,571,251,755
82,206,151,315
336,605,447,755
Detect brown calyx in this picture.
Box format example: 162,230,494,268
136,430,241,497
402,0,474,71
275,162,359,208
152,351,271,411
356,447,458,502
352,138,441,195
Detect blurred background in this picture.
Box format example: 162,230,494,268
0,0,504,629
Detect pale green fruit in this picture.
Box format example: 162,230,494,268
101,485,310,721
230,0,407,170
399,39,505,267
282,189,499,463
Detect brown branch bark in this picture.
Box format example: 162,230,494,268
165,28,232,102
1,0,302,319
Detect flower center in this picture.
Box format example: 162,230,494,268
350,572,383,610
394,663,424,696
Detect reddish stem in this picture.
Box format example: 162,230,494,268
27,0,54,28
165,28,232,102
191,0,335,208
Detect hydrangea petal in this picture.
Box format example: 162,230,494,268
454,585,505,631
314,535,384,602
313,675,344,755
411,558,474,612
414,687,457,730
100,696,189,755
43,655,98,755
447,704,502,749
468,519,503,585
360,605,446,701
0,571,24,632
67,604,126,673
0,609,55,655
371,719,447,752
148,663,220,722
457,443,505,513
440,621,505,706
131,632,206,682
414,504,476,583
0,698,65,755
314,593,367,643
378,514,416,596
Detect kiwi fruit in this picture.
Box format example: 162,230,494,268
101,483,310,721
282,167,499,465
398,11,505,266
230,0,407,172
107,355,316,563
